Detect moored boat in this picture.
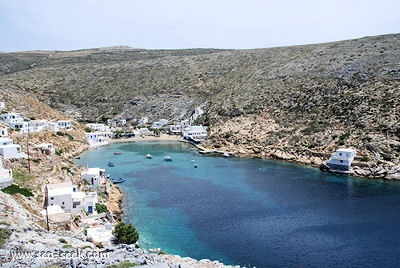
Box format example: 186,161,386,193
107,161,115,167
111,177,125,184
146,154,153,159
164,156,172,161
114,152,122,155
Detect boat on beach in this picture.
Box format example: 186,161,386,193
111,177,125,184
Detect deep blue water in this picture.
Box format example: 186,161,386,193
77,141,400,267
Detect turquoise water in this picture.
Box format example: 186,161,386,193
77,141,400,267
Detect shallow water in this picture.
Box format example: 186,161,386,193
77,141,400,267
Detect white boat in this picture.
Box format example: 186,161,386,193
164,156,173,161
146,154,153,159
194,163,199,168
223,152,230,158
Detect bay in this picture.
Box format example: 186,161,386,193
77,141,400,267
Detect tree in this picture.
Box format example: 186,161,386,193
112,222,139,244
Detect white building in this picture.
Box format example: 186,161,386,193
87,225,115,245
182,126,208,143
36,143,55,155
81,167,107,186
45,182,98,214
28,120,47,132
0,113,24,124
107,119,127,127
0,137,25,159
86,123,110,132
0,102,5,110
0,125,8,137
169,120,191,135
58,120,72,131
0,159,12,189
138,117,149,126
325,148,357,173
151,119,169,129
85,132,109,148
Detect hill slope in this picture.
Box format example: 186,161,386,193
0,34,399,178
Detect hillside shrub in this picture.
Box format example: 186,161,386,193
112,222,139,245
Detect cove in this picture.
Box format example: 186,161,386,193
77,141,400,267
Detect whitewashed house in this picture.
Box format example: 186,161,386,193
81,167,107,186
151,119,169,129
169,120,191,135
8,121,30,133
58,120,72,131
107,119,127,127
0,160,12,189
325,148,357,173
86,123,110,132
182,126,208,143
87,224,115,245
0,137,25,159
85,132,109,148
28,120,47,132
138,128,151,136
0,125,8,137
138,117,149,126
0,113,24,124
0,102,5,110
36,143,55,155
45,182,98,214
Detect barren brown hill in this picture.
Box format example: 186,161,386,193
0,34,399,179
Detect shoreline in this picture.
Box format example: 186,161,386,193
108,133,182,144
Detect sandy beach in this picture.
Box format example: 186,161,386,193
107,133,182,144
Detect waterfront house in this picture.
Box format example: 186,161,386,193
35,143,55,155
169,120,191,135
45,182,98,214
85,132,109,148
81,167,107,186
58,120,72,131
0,159,12,189
0,137,25,159
324,148,356,173
107,119,127,127
182,126,208,143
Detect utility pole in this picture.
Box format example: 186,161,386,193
27,123,31,173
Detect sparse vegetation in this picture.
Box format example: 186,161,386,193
1,184,34,197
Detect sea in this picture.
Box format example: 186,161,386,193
77,141,400,268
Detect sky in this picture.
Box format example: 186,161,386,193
0,0,399,52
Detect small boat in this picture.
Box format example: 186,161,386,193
107,161,115,167
223,152,230,158
164,156,173,161
190,160,195,163
146,154,153,159
193,164,199,168
114,152,122,155
75,156,81,159
111,177,125,184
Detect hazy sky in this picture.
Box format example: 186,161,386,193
1,0,399,52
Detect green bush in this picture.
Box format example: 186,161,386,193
95,203,109,214
1,184,33,197
0,228,12,245
112,222,139,245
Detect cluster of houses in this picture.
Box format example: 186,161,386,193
85,116,209,148
43,166,114,244
0,102,71,190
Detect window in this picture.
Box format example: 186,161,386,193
50,197,54,200
340,160,343,163
62,202,65,205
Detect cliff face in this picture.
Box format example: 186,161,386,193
0,34,399,179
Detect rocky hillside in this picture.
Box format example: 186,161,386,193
0,34,399,179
